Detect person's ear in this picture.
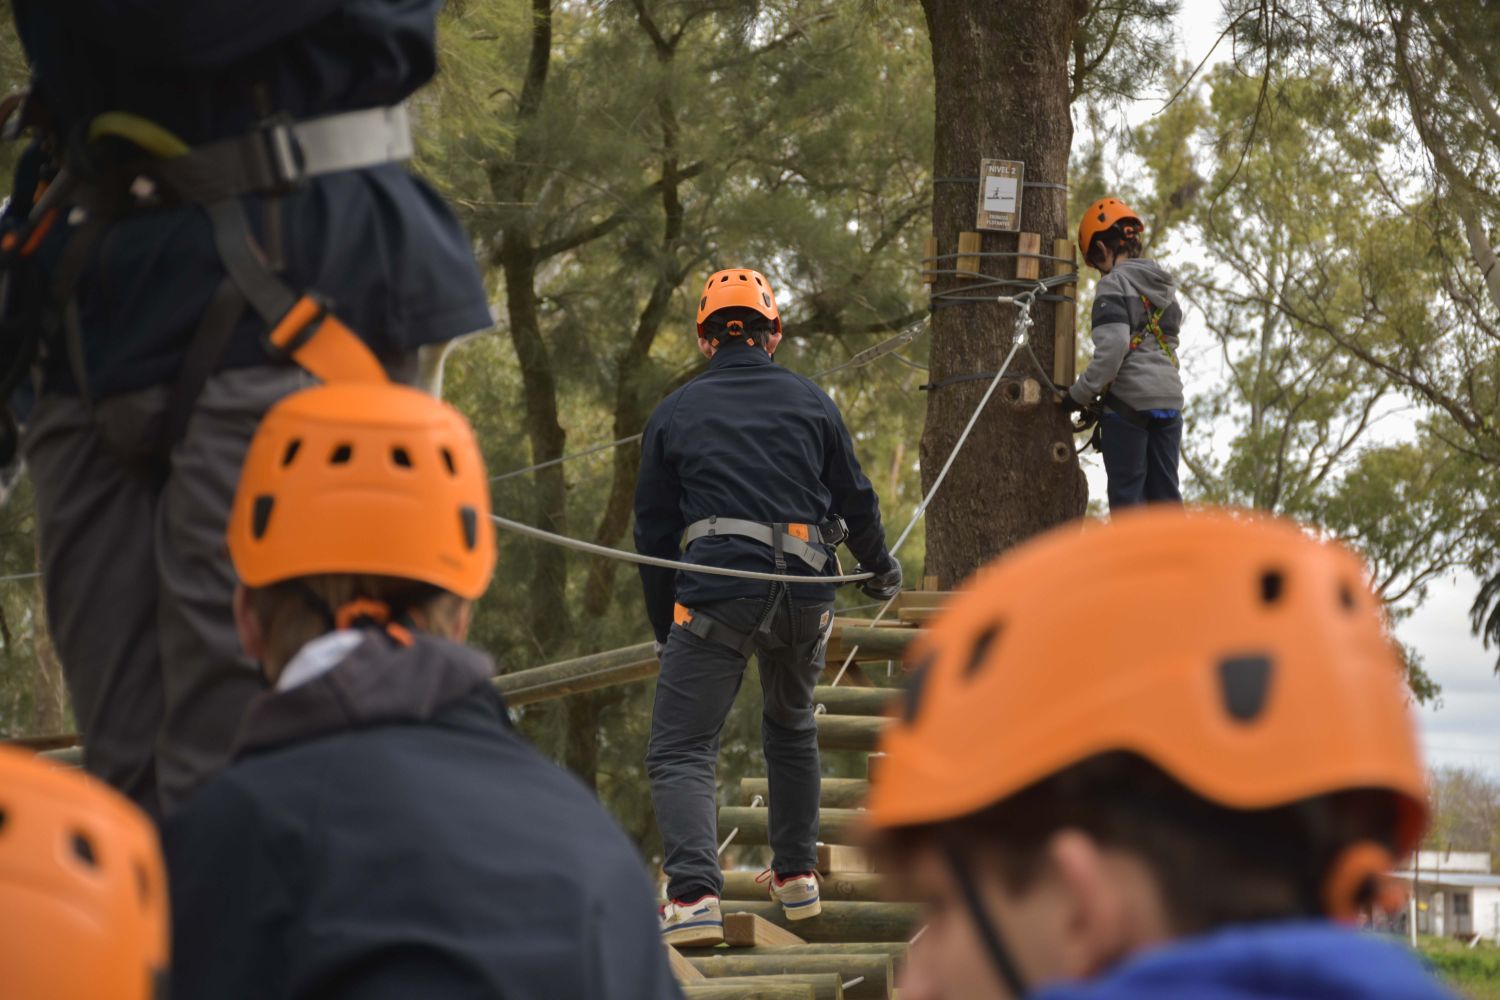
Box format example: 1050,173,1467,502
233,584,267,663
697,335,716,359
1046,830,1135,978
765,330,783,356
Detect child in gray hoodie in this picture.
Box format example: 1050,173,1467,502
1063,198,1185,511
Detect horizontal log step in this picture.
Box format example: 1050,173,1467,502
721,806,862,846
733,943,908,958
827,627,923,663
681,983,815,1000
817,715,887,752
688,954,893,1000
687,974,843,1000
723,901,919,944
741,777,870,808
812,687,900,717
722,869,901,904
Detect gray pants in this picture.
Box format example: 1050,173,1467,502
647,596,834,903
25,358,420,816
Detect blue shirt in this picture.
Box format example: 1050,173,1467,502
1034,921,1457,1000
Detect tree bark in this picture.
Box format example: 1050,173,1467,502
917,1,1088,586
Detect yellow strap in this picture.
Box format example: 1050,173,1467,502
87,112,190,158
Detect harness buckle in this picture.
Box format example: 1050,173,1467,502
820,515,849,548
256,113,306,192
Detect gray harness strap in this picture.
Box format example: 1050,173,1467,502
681,515,831,572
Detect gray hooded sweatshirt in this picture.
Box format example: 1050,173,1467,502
1070,257,1185,412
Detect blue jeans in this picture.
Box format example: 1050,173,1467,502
1100,412,1183,512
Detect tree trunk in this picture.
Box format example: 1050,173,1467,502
917,1,1088,586
492,0,573,657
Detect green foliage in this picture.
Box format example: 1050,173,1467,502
1420,936,1500,1000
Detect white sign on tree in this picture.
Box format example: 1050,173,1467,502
976,158,1024,232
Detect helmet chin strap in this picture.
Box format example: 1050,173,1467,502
943,845,1032,999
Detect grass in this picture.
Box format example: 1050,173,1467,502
1419,935,1500,1000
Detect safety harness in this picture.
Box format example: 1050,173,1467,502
0,94,412,464
1070,294,1181,451
673,516,847,655
1128,293,1179,369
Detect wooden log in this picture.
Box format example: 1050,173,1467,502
681,983,814,1000
737,943,907,959
689,975,843,1000
895,606,941,625
812,688,898,718
720,806,863,846
956,232,982,276
922,236,938,286
819,844,872,874
833,627,921,661
820,660,878,686
1053,237,1077,388
895,591,950,611
725,901,920,944
741,776,871,807
723,870,904,904
724,912,808,947
667,944,706,982
493,641,657,706
817,715,887,752
1016,232,1042,281
689,955,893,1000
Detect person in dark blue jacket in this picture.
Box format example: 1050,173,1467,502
635,267,902,946
865,509,1454,1000
3,0,491,815
166,332,679,1000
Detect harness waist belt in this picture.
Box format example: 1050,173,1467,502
681,516,846,573
146,104,414,203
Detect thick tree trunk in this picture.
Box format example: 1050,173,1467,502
918,1,1088,587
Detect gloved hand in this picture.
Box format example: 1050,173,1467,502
858,555,903,602
1056,384,1087,413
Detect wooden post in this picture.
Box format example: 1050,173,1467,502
1053,237,1077,388
956,232,982,277
922,236,938,286
723,912,809,947
1016,232,1041,281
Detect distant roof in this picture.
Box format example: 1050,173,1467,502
1391,871,1500,889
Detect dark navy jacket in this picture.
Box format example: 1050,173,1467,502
1035,921,1456,1000
164,632,681,1000
633,340,892,643
11,0,491,396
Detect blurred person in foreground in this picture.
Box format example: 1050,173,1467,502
866,507,1453,1000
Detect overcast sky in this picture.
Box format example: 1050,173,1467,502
1117,6,1500,778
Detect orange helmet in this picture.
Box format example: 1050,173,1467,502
0,746,169,999
1077,197,1144,261
869,508,1427,863
696,268,781,337
227,380,496,599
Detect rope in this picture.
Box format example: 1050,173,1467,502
489,514,875,584
828,282,1045,686
0,571,41,584
490,433,643,483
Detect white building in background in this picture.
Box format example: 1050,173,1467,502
1391,851,1500,942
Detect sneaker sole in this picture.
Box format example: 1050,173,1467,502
783,899,823,921
663,923,726,948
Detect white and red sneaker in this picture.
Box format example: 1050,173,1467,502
759,869,822,920
659,894,724,947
